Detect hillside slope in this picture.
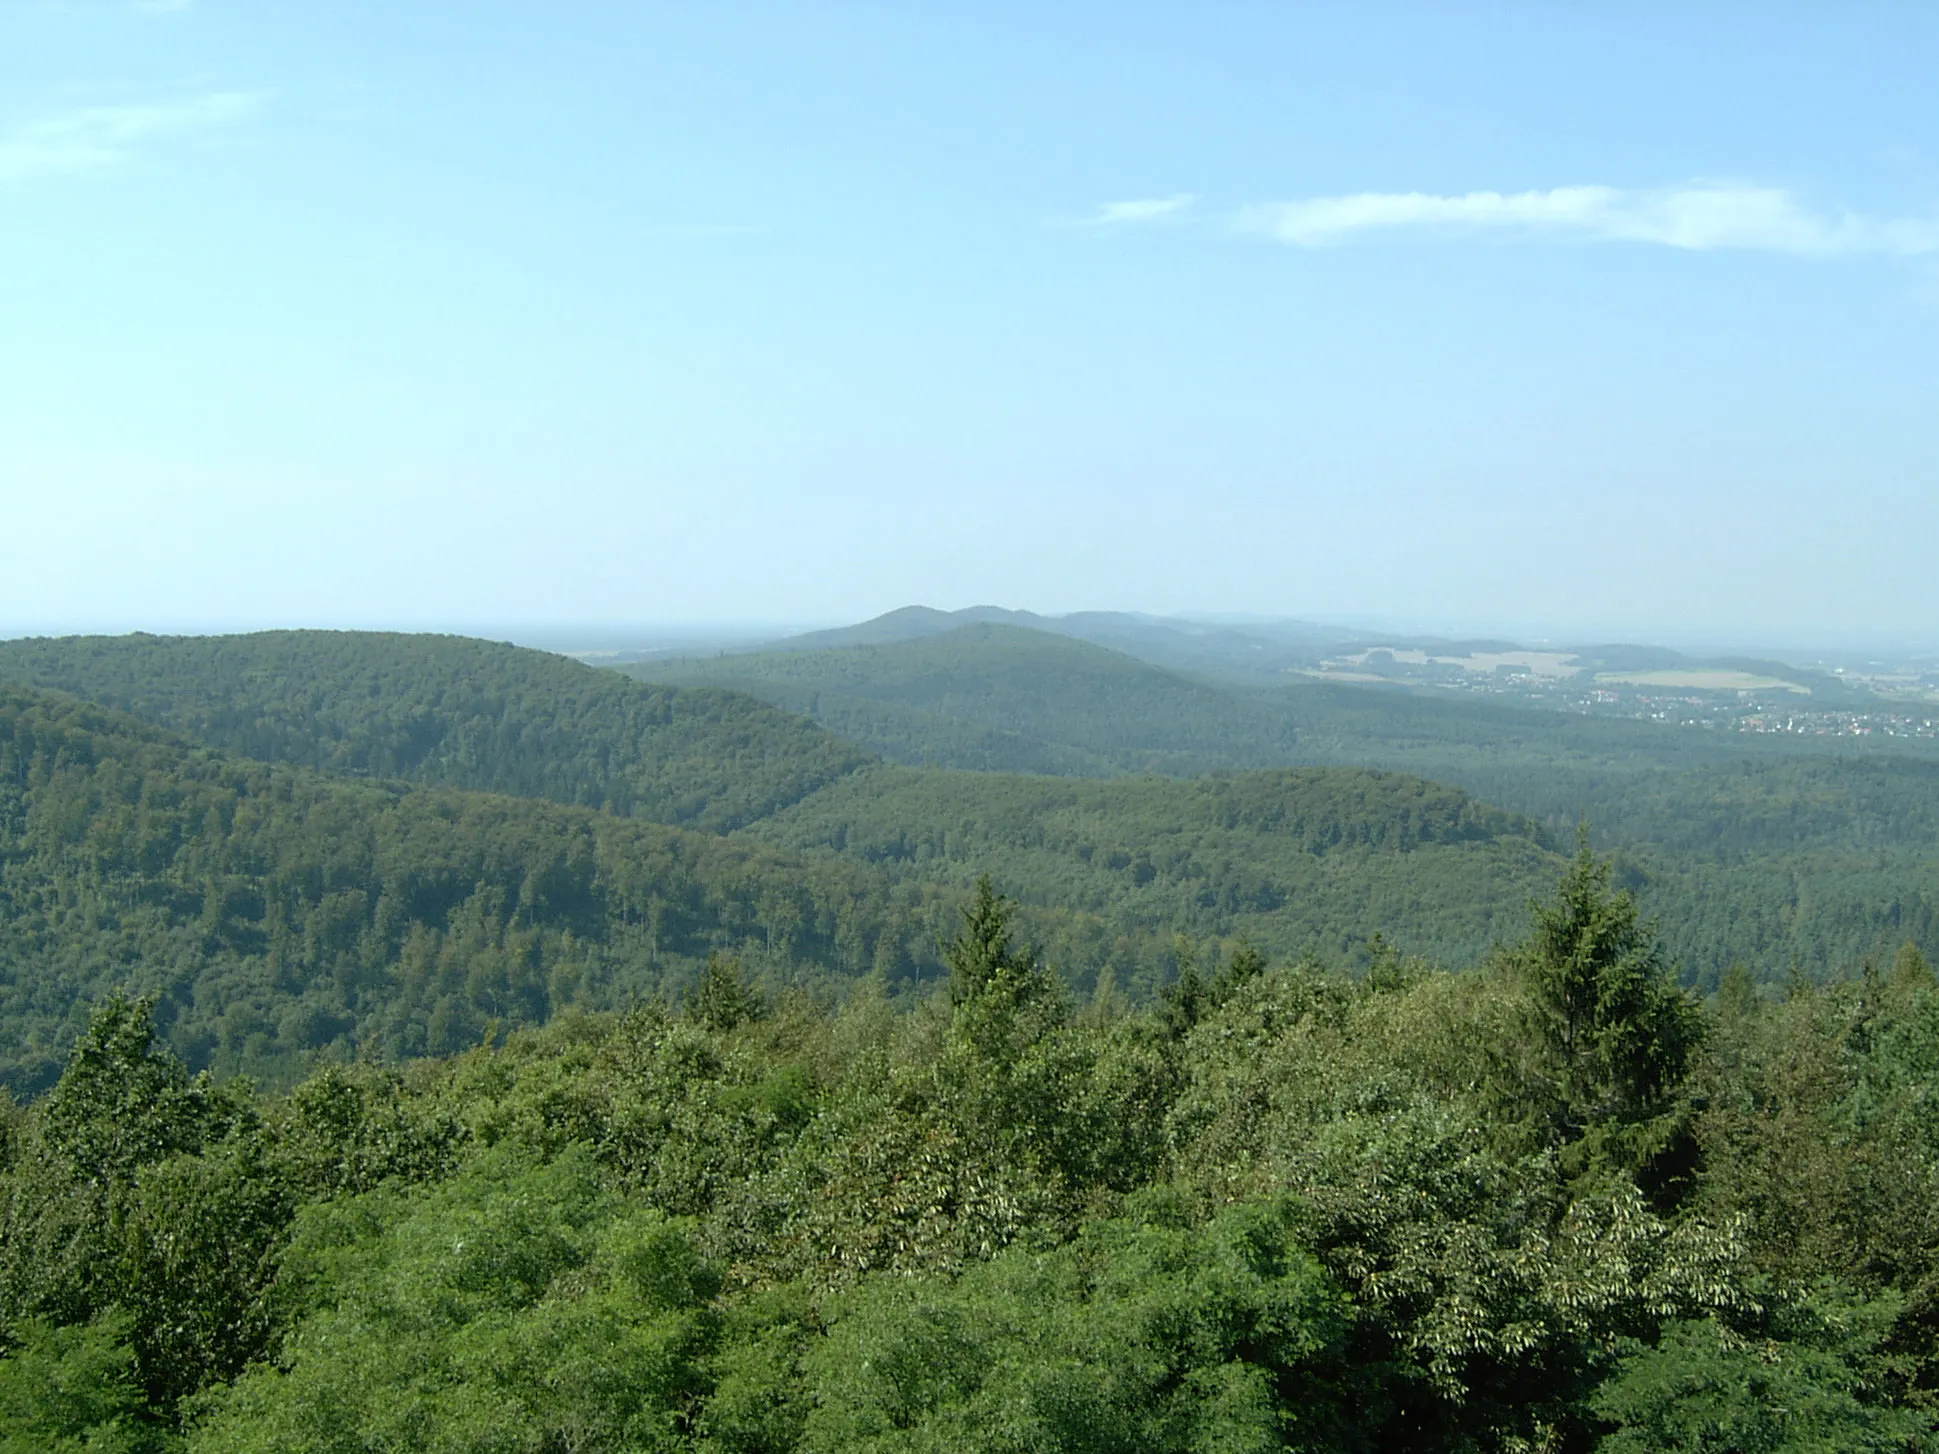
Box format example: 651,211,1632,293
638,623,1939,861
0,631,872,833
745,763,1564,970
1279,681,1939,851
758,603,1374,682
0,686,942,1092
635,623,1301,776
11,629,1933,1002
2,683,1650,1086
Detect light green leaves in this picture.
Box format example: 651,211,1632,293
189,1144,719,1454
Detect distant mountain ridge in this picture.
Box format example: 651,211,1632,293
746,605,1844,697
630,617,1939,977
629,619,1876,813
760,604,1384,684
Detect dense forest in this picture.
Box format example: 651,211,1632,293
3,625,1938,1446
4,863,1937,1449
0,686,941,1092
0,631,871,833
744,763,1562,965
639,624,1306,777
0,683,1588,1091
9,629,1937,985
737,762,1939,988
641,625,1939,978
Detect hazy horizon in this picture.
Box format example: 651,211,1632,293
6,604,1936,663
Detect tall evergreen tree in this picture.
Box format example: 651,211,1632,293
1514,841,1705,1195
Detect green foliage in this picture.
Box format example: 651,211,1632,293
188,1145,720,1453
1693,958,1939,1396
1521,843,1701,1114
1510,843,1706,1195
689,955,765,1034
1157,953,1764,1449
944,877,1049,1015
0,998,285,1413
3,630,1939,1448
15,628,1939,1019
0,854,1934,1446
36,995,223,1180
0,686,949,1089
0,1312,168,1454
0,630,870,833
798,1196,1350,1453
1593,1295,1927,1452
272,1063,468,1197
747,761,1565,976
0,677,1632,1088
643,624,1939,979
1161,939,1268,1038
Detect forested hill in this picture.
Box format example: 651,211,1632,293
636,621,1939,859
629,625,1939,978
633,623,1301,776
0,631,871,833
9,628,1936,993
735,762,1939,984
749,602,1375,682
7,647,1939,1447
0,684,1601,1092
744,764,1561,969
0,686,945,1093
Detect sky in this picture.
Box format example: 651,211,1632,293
2,2,1936,644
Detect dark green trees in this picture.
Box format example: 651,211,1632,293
689,954,765,1034
944,876,1060,1041
934,876,1091,1206
1512,842,1706,1193
35,997,227,1182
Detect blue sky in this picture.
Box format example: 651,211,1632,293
2,2,1935,643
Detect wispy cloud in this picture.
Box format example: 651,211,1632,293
1237,183,1939,256
0,92,260,185
1079,194,1196,227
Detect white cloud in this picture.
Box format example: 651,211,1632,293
1081,194,1195,227
0,92,260,185
1237,183,1939,255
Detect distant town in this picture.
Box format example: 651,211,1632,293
1589,697,1938,739
1296,646,1939,740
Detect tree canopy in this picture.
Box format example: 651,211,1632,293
1,852,1934,1449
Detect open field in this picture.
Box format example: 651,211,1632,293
1290,668,1396,684
1596,669,1810,693
1338,648,1583,678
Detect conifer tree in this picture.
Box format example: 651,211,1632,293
1513,842,1706,1198
1520,842,1703,1126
